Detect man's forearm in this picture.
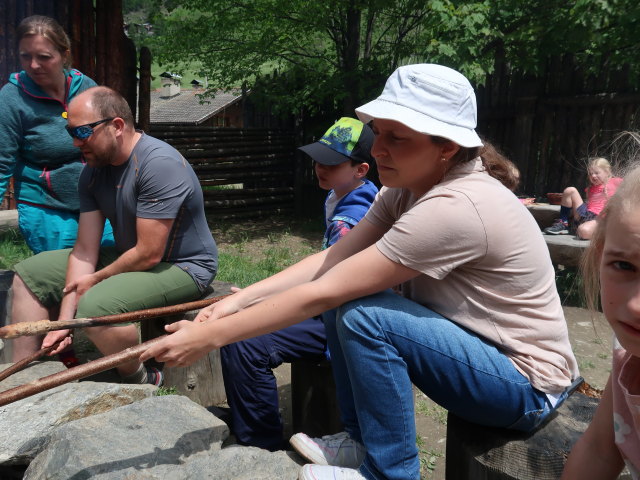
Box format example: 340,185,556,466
93,245,160,283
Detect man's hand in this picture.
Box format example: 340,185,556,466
42,329,74,356
63,273,99,297
139,320,213,367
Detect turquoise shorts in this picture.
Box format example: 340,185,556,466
14,247,201,319
17,203,115,254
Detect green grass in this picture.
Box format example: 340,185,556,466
151,61,206,90
0,229,32,269
155,386,179,396
416,435,444,477
555,266,587,308
415,395,448,426
216,241,316,287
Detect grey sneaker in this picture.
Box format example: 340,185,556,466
298,465,366,480
544,220,569,235
290,432,365,468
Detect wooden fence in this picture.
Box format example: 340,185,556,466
477,55,640,197
149,126,300,219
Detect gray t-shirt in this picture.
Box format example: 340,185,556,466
79,133,217,291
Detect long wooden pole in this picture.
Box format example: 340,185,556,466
0,295,229,339
0,337,166,407
0,343,58,382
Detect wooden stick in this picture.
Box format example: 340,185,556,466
0,294,230,339
0,336,166,407
0,343,58,382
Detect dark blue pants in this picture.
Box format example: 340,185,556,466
220,316,327,450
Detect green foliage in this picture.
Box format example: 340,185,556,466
485,0,640,76
126,0,640,117
216,240,315,288
555,267,587,309
0,229,31,269
141,0,496,116
155,385,179,395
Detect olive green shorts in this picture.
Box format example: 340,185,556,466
15,247,202,319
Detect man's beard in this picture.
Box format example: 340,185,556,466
85,142,117,168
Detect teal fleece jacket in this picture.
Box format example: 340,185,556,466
0,69,97,212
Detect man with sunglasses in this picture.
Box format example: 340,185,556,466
8,86,218,386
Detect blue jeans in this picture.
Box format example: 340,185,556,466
221,316,327,450
323,290,569,480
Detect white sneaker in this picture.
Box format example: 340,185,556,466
290,432,365,468
298,464,366,480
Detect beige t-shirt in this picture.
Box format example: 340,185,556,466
365,158,579,394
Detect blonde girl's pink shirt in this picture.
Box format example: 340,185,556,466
586,177,623,215
612,340,640,479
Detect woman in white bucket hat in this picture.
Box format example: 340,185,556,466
142,64,579,480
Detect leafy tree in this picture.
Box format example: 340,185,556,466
484,0,640,77
138,0,640,117
147,0,493,116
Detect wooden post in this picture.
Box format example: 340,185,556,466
138,46,151,132
445,393,599,480
140,280,234,407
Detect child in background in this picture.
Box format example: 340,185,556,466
561,164,640,479
544,157,622,239
218,117,378,451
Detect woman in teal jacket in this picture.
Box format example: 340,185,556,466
0,15,113,253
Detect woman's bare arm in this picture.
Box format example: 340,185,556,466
194,218,387,322
141,236,420,366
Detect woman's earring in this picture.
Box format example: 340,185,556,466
441,157,446,162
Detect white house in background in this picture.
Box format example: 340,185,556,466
150,75,244,127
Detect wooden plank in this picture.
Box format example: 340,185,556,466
138,46,151,131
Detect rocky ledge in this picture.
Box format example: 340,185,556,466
0,361,302,479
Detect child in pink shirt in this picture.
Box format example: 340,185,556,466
561,164,640,479
544,157,622,239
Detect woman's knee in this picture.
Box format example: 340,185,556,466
336,292,392,335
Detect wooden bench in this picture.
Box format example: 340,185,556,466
0,210,18,232
445,392,599,479
526,203,589,267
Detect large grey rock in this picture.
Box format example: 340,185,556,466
24,395,301,479
0,360,67,391
543,234,589,267
0,366,156,465
174,445,302,480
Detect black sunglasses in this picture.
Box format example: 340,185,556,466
65,117,114,140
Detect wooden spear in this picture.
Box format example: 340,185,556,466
0,343,58,382
0,294,230,339
0,336,166,407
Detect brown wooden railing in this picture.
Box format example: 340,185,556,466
149,125,298,219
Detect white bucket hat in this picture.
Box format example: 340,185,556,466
355,64,483,148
